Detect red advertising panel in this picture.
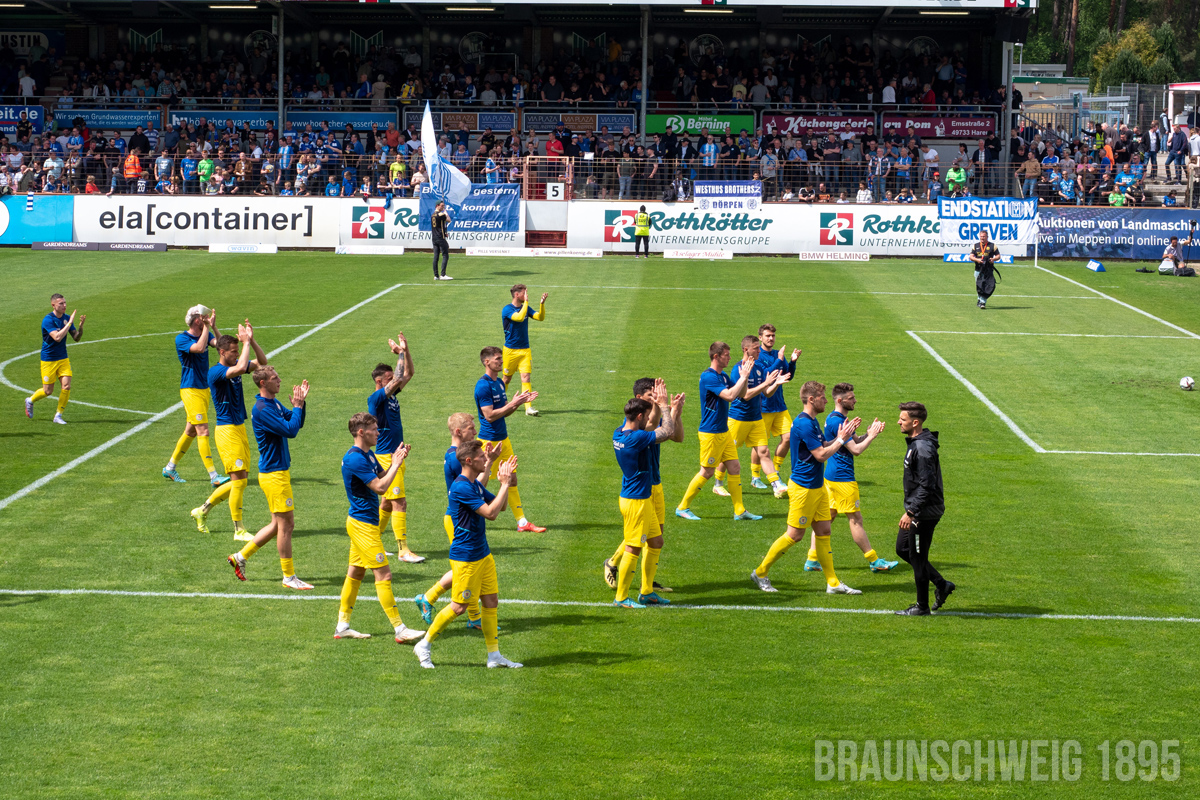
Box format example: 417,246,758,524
762,114,875,136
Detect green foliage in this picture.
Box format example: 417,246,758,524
1098,48,1152,89
1148,54,1180,85
1153,20,1183,73
1091,22,1158,90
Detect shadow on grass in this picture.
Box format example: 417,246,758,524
534,409,610,416
496,612,621,634
519,650,648,668
291,477,335,485
552,521,621,532
486,270,541,277
0,431,50,437
943,605,1056,616
983,306,1033,311
0,595,49,608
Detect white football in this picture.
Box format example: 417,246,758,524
1182,377,1195,391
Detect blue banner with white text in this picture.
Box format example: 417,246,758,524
939,197,1039,245
695,181,763,212
1035,207,1199,260
0,105,44,135
417,183,520,233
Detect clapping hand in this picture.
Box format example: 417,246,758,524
393,442,411,463
540,292,549,304
670,391,686,415
389,333,407,355
837,416,862,441
867,418,885,437
497,455,518,485
292,380,310,407
651,377,669,407
237,322,251,342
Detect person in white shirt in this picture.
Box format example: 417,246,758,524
1188,127,1200,157
856,181,873,203
19,73,36,97
881,78,897,104
920,144,939,189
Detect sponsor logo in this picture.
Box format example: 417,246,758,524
604,209,775,243
820,212,854,246
227,244,260,253
798,251,870,261
604,209,637,243
352,206,385,239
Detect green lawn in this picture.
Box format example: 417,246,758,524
1,251,1198,798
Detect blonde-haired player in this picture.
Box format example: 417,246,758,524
26,293,85,424
756,324,800,497
712,335,789,499
334,412,425,643
190,321,266,540
163,304,228,486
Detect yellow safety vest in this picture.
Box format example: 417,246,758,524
634,212,650,236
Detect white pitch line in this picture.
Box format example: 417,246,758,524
426,282,1098,300
911,330,1193,340
2,587,1199,625
906,331,1046,453
0,325,318,417
0,287,405,513
1035,265,1200,340
1044,449,1200,457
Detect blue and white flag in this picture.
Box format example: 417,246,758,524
938,197,1039,245
421,102,471,206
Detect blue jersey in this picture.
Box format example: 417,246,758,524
789,412,826,489
613,426,656,500
729,360,768,422
444,445,463,515
698,368,733,434
448,476,495,562
486,158,499,184
474,374,508,441
342,446,383,525
501,303,534,349
1059,177,1076,198
367,387,403,454
252,394,305,473
649,438,661,486
761,348,794,414
40,313,76,362
176,330,215,390
207,364,247,426
823,411,855,482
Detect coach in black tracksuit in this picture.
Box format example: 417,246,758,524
895,401,954,616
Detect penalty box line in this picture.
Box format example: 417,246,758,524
907,331,1200,458
0,285,407,513
3,587,1200,626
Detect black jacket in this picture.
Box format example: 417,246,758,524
903,429,944,520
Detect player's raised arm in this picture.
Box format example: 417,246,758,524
475,456,517,519
669,391,686,443
812,416,862,462
71,313,85,342
532,292,548,320
225,323,254,378
845,418,885,456
719,352,756,400
386,333,414,393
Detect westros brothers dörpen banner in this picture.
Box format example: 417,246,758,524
570,202,973,255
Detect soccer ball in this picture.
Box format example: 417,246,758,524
1182,377,1195,391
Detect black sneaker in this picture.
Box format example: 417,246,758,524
1135,268,1152,273
895,603,931,616
933,581,956,611
653,580,673,593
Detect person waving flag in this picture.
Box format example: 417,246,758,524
421,101,471,206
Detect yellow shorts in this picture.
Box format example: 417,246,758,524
375,452,407,500
786,481,831,529
39,358,72,386
346,516,388,568
478,436,515,479
762,410,793,438
728,418,768,448
215,423,251,473
180,387,210,425
502,347,532,378
698,430,737,468
619,496,657,548
451,553,498,604
444,514,454,542
650,483,665,526
258,470,294,514
827,481,861,515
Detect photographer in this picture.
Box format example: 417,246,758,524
1150,226,1197,276
968,229,1001,309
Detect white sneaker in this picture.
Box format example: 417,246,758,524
334,622,371,639
394,624,425,644
525,406,539,416
487,652,523,669
826,582,862,595
434,275,444,281
282,575,314,591
53,413,66,425
772,482,788,499
751,569,777,592
414,638,435,668
441,275,453,280
712,482,731,497
399,552,427,564
233,529,254,542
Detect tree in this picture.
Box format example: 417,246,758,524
1066,0,1081,74
1148,55,1180,85
1099,48,1151,87
1153,22,1182,73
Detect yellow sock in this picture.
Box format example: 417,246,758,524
815,535,839,587
30,387,49,402
640,547,661,596
426,604,457,642
205,481,232,508
610,541,626,565
170,433,195,465
229,478,247,522
197,436,216,473
715,467,727,482
807,547,818,561
238,541,260,559
482,606,499,652
508,485,525,523
765,469,780,484
756,534,797,577
773,454,785,472
375,580,402,628
863,548,877,563
425,583,446,604
521,381,533,409
615,549,638,601
679,471,708,510
392,511,407,550
338,576,362,623
280,557,294,578
751,463,762,479
378,508,392,539
56,388,70,414
466,599,481,622
728,473,745,515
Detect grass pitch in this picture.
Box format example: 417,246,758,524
1,250,1199,798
